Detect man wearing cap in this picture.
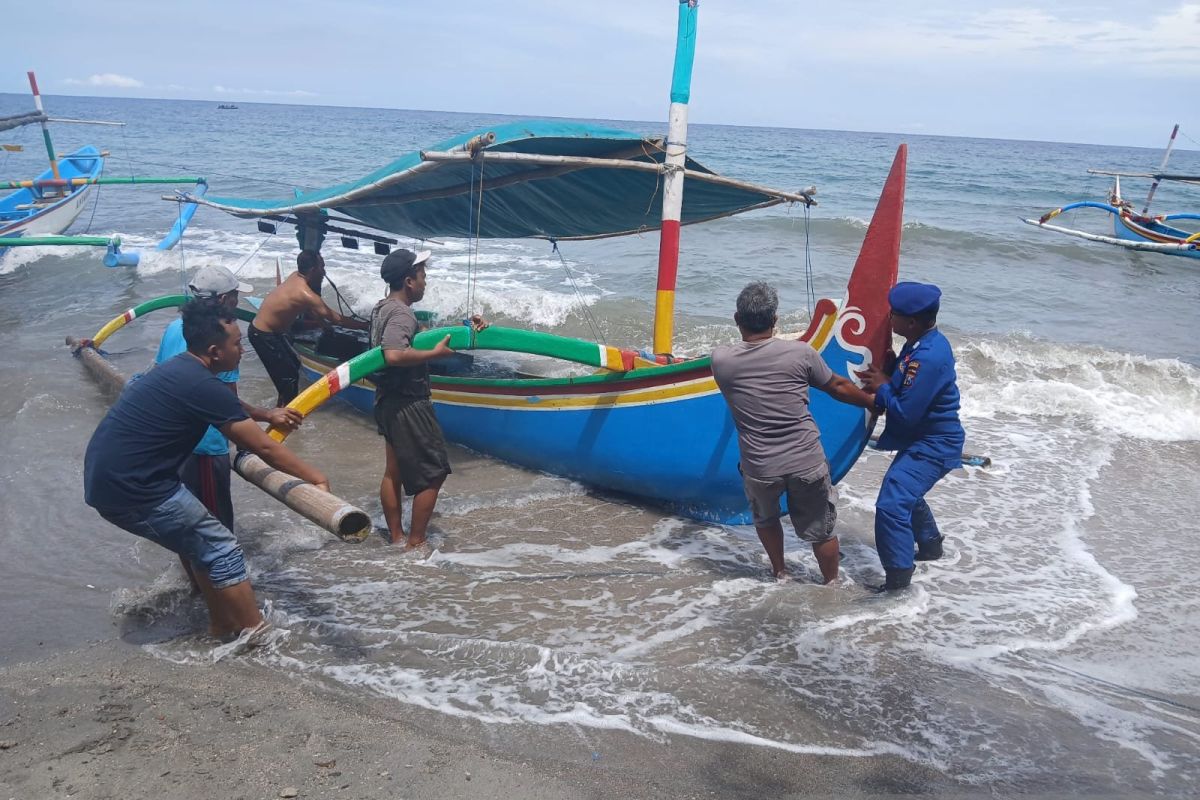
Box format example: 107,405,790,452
858,281,964,591
371,248,485,548
248,250,368,407
712,282,878,583
156,266,303,547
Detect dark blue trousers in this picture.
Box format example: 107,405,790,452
875,450,951,571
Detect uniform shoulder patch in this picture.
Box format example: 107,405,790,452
903,359,921,387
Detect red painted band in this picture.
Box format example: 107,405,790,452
656,220,681,290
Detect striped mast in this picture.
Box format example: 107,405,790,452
26,71,61,182
652,0,699,357
1141,123,1179,215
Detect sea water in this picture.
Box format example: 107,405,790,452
1,95,1199,793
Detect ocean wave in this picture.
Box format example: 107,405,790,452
957,333,1200,441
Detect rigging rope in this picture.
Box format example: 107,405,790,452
549,239,605,345
82,158,104,235
465,154,487,319
802,203,815,317
231,230,277,276
325,272,367,322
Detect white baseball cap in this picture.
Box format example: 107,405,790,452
188,265,252,297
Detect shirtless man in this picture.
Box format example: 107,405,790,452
248,250,368,406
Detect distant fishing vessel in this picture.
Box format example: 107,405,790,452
217,104,239,110
1024,125,1200,259
0,71,206,265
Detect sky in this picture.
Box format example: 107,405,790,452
2,0,1198,148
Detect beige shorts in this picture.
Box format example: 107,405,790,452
742,469,837,542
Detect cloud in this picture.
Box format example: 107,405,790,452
63,73,144,88
212,85,317,98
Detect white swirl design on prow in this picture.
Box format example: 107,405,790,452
832,303,873,381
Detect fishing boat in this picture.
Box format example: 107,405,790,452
0,146,102,243
79,2,904,524
1023,125,1200,258
0,71,207,264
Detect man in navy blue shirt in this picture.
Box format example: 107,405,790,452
85,302,330,641
858,282,964,591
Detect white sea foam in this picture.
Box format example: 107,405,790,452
956,335,1200,441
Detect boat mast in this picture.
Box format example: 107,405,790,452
26,71,61,181
1141,123,1179,215
651,0,699,357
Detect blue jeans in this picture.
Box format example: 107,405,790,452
98,484,248,589
874,450,951,571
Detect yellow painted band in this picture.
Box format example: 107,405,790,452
807,309,838,352
431,377,719,410
652,290,675,355
91,316,129,348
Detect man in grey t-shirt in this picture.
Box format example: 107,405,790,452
712,282,876,583
370,248,486,549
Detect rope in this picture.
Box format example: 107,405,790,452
81,158,104,235
1177,127,1199,150
325,272,367,322
464,154,487,319
803,203,815,317
175,198,188,291
549,238,605,344
231,230,277,276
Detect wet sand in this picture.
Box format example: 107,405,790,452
0,641,976,800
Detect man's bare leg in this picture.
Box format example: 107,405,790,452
811,537,840,584
380,445,407,545
205,579,264,639
191,569,230,636
406,475,445,549
754,519,788,578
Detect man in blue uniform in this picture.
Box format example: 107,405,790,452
858,282,964,591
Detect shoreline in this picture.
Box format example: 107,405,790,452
0,639,977,799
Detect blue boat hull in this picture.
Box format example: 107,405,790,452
299,327,875,525
0,146,104,255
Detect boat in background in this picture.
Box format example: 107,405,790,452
217,104,239,110
81,2,904,524
0,146,102,244
0,71,207,265
1024,124,1200,258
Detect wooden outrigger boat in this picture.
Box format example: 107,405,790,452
80,2,905,524
0,71,206,264
1023,125,1200,259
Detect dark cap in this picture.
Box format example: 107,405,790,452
888,281,941,316
380,248,431,285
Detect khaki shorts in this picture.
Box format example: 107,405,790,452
742,469,837,542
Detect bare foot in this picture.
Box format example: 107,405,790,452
404,536,427,551
389,531,407,545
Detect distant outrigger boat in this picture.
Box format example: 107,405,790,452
0,71,207,264
1024,125,1200,259
80,2,905,524
217,104,239,110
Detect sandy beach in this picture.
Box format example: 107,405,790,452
0,641,978,800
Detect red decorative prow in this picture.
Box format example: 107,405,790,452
843,144,905,366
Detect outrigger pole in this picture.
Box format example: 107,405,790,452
652,0,699,357
1142,124,1179,215
26,72,60,182
0,176,201,191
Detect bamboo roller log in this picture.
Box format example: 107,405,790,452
65,336,370,542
